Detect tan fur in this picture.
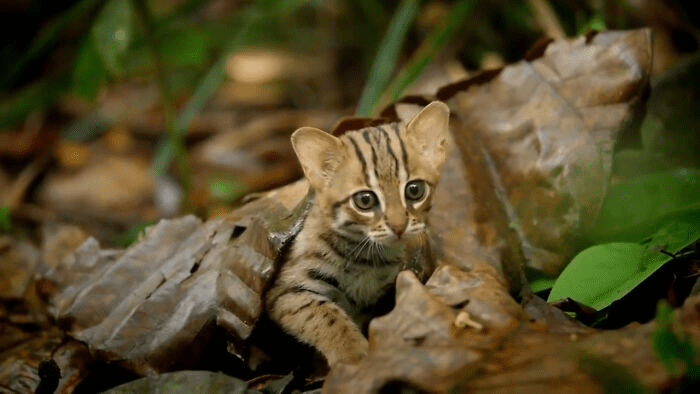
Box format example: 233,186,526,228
265,101,449,367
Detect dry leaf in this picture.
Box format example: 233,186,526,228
42,180,310,375
439,29,652,275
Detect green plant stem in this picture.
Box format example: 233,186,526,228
377,0,477,112
356,0,419,117
132,0,192,209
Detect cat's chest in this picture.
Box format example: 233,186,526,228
337,264,400,307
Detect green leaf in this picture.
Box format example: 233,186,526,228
208,176,248,202
92,0,134,75
548,243,645,309
72,36,109,100
0,206,11,233
356,0,419,116
591,168,700,243
549,220,700,310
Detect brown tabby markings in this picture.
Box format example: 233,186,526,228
265,102,449,367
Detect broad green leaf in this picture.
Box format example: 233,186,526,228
72,37,108,100
92,0,134,75
548,243,644,309
550,220,700,310
591,168,700,243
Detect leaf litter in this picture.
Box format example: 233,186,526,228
4,29,700,393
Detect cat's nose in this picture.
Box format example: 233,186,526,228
389,223,405,237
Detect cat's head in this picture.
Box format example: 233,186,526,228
291,101,449,247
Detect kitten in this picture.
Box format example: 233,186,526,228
265,101,449,367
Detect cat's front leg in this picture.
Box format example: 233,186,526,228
266,289,368,367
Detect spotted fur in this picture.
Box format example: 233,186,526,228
265,101,449,367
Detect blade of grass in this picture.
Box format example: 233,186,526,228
356,0,419,117
376,0,477,113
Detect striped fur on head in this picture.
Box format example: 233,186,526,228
291,101,449,250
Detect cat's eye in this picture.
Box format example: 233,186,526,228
352,190,378,211
405,180,426,202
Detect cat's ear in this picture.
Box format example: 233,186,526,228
291,127,343,190
404,101,449,171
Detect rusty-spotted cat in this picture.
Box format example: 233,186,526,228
265,101,449,367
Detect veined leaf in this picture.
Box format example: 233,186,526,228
549,220,700,310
